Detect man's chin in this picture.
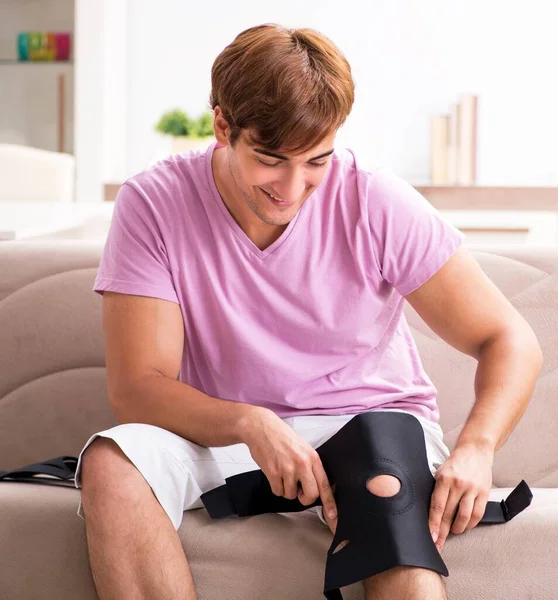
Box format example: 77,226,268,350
257,208,297,227
249,200,299,226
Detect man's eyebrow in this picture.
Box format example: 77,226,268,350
253,148,335,161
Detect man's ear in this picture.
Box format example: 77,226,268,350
213,106,230,145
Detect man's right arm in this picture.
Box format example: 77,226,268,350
102,291,263,448
102,292,339,519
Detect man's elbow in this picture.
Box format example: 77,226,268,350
107,378,146,424
107,389,134,424
515,321,544,371
483,322,544,371
107,371,166,424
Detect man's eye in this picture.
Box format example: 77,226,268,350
257,159,327,168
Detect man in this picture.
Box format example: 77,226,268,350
75,23,543,600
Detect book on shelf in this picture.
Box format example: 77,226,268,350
431,114,450,184
457,94,478,185
430,93,478,186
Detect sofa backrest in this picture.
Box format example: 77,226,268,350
0,241,556,487
0,242,114,473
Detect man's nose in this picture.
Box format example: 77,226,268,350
275,173,307,203
274,167,308,202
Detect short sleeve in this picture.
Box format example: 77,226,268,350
93,182,179,304
365,167,466,296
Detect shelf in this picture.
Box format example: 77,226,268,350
0,59,73,65
414,185,558,211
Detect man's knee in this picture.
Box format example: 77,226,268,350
364,566,445,597
80,437,139,493
366,474,401,497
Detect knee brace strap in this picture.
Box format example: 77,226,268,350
201,411,532,600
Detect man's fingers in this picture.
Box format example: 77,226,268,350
282,476,299,500
451,492,475,535
468,493,489,530
297,474,319,505
436,488,462,550
314,463,337,519
429,479,451,543
270,476,284,497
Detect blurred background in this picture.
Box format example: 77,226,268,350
1,0,557,244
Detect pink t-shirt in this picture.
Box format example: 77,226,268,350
94,141,464,423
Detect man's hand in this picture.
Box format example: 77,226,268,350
429,444,494,553
242,409,338,526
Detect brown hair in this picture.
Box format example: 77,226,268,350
209,24,355,154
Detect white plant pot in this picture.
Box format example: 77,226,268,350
171,136,215,154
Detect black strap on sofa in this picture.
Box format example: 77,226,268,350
0,456,78,488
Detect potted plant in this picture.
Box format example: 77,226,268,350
154,108,215,154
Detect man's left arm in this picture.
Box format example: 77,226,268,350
404,246,544,552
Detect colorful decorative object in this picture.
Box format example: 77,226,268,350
54,33,71,61
17,33,28,60
16,32,71,62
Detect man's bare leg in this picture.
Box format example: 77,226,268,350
79,437,196,600
363,566,447,600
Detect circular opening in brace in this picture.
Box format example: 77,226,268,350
366,474,402,497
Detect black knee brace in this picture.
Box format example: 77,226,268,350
201,411,532,599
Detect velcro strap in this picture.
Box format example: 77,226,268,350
0,456,78,487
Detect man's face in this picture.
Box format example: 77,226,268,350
223,129,336,228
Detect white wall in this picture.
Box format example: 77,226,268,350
74,0,128,203
77,0,558,200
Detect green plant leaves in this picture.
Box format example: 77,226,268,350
155,109,214,138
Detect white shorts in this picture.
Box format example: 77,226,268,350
74,408,450,530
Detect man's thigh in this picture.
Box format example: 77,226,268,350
75,422,260,529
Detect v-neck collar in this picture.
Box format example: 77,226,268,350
204,141,306,261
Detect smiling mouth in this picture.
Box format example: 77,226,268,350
260,187,285,202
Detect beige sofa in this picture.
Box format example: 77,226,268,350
0,241,556,600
